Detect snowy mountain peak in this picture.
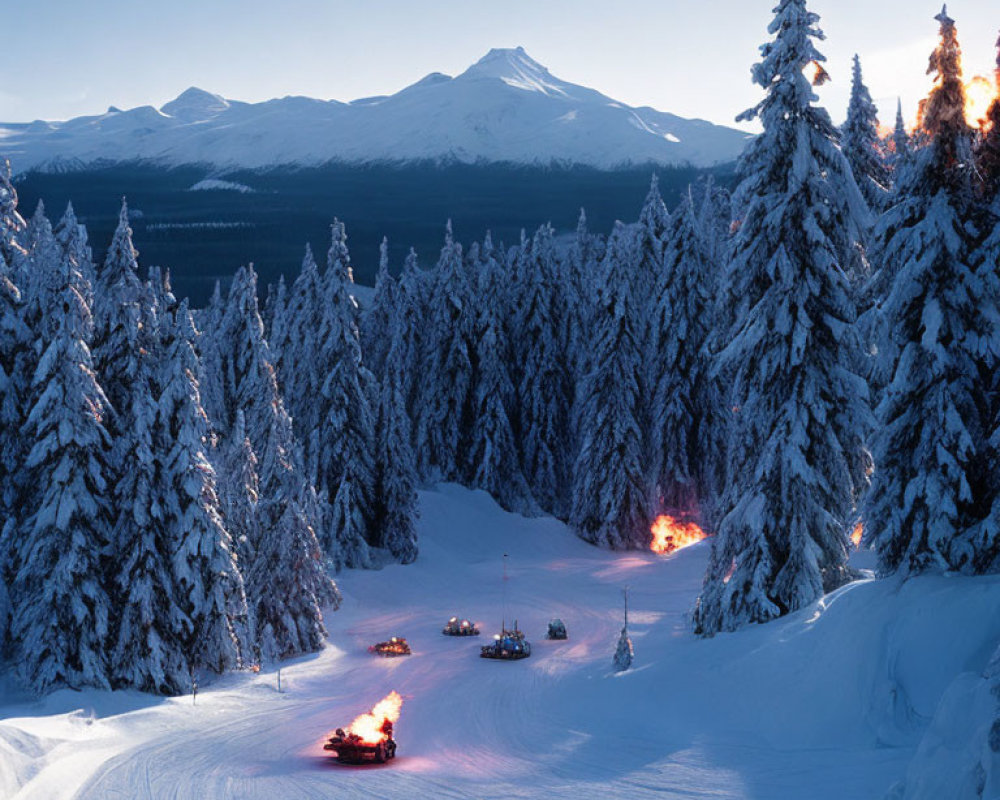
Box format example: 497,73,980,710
160,87,230,121
460,47,567,95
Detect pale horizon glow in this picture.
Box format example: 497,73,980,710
4,1,999,133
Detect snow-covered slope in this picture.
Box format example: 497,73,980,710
1,485,997,799
0,48,751,174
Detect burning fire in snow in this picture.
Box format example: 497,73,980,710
851,522,864,549
650,515,708,555
345,691,403,744
965,75,997,128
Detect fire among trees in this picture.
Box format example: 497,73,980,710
650,515,708,555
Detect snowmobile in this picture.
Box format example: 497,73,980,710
442,617,480,636
546,619,568,640
480,620,531,660
324,720,397,764
368,637,411,657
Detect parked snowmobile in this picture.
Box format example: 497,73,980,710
546,619,568,640
368,637,411,657
442,617,480,636
324,720,397,764
480,620,531,660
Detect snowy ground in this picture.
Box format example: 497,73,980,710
2,484,999,799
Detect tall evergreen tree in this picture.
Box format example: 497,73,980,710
649,192,724,527
361,237,398,380
515,224,572,516
315,222,377,567
694,0,870,635
415,222,474,482
12,253,114,692
159,302,246,675
890,98,912,180
634,175,670,300
570,222,649,549
53,202,96,309
865,7,997,576
842,54,890,212
371,322,420,563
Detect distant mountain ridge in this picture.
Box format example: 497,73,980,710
1,47,751,173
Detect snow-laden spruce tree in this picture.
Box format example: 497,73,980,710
54,202,96,309
693,0,870,635
250,402,339,662
361,237,398,380
23,202,64,339
515,224,572,517
109,296,190,694
415,221,474,482
93,199,144,416
371,320,420,563
842,55,890,214
649,191,723,527
12,252,114,692
315,222,377,567
0,162,27,284
978,33,1000,201
218,409,260,585
397,246,428,419
695,176,733,268
634,175,670,301
864,7,998,576
466,236,535,515
159,302,246,675
0,249,27,655
570,221,650,549
889,99,912,184
276,244,325,448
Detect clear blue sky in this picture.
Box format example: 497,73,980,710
4,1,998,131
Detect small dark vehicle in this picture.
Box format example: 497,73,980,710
480,621,531,660
368,637,411,657
324,721,397,764
547,619,568,640
442,617,480,636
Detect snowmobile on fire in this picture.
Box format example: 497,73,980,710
480,620,531,660
368,637,411,657
324,720,397,764
442,617,480,636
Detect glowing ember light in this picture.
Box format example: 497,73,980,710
851,522,864,549
965,75,997,128
345,691,403,744
723,559,737,584
650,515,708,555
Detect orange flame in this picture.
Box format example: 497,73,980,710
650,515,708,555
345,691,403,744
966,75,997,128
851,522,864,549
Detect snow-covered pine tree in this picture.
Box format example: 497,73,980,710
842,54,890,213
250,400,339,662
634,175,670,301
466,236,535,515
890,99,913,182
694,176,733,268
54,202,96,309
361,237,398,380
414,221,474,482
693,0,870,635
12,250,114,692
371,318,420,563
977,33,1000,201
570,221,650,549
23,202,63,339
649,191,724,528
110,296,191,694
159,301,246,674
218,410,260,589
0,249,26,655
397,246,427,423
315,222,377,566
264,274,288,376
515,224,572,517
0,161,27,284
93,199,143,416
864,7,998,576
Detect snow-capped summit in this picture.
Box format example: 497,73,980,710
160,87,230,122
0,48,751,173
